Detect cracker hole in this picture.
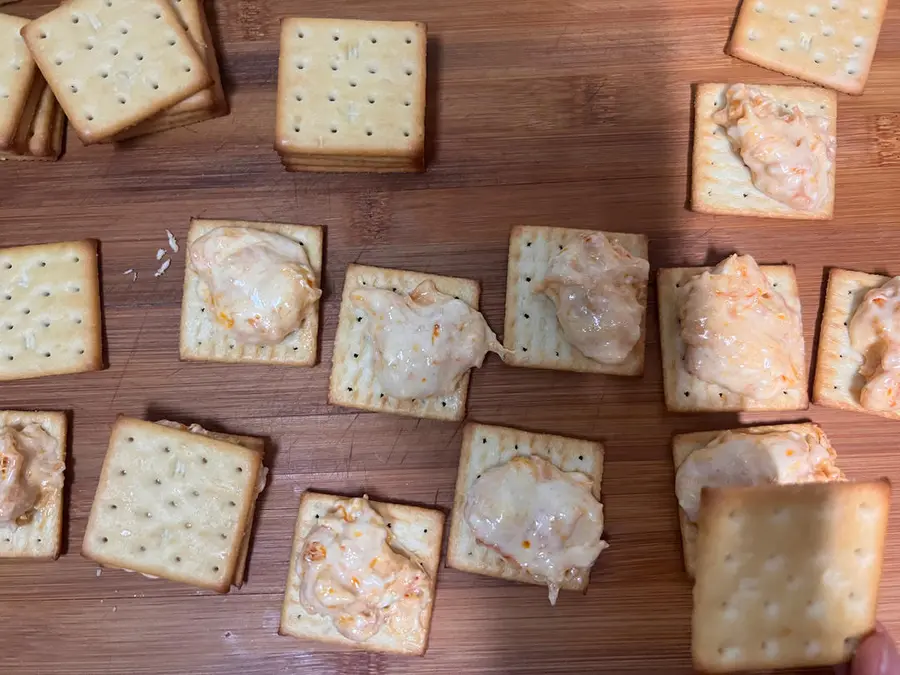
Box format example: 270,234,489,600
788,11,799,21
748,29,758,41
23,308,30,315
368,95,375,104
39,31,47,39
406,36,413,44
175,556,181,563
331,63,339,71
368,65,377,74
778,39,791,51
168,38,176,46
55,58,63,66
328,93,336,102
236,467,243,473
118,96,126,105
387,523,392,529
330,126,338,134
70,84,79,94
366,129,373,136
349,79,358,88
822,26,834,36
684,391,690,397
42,352,51,358
109,504,117,510
332,33,339,42
347,386,353,391
228,501,236,507
120,26,128,34
192,490,199,497
403,130,410,137
814,53,825,63
522,347,528,352
297,30,304,39
101,70,109,79
353,353,358,358
831,0,840,7
370,36,377,43
213,566,219,572
135,53,143,61
101,537,108,543
405,67,413,76
404,99,411,107
809,5,820,15
848,66,858,75
184,65,192,73
854,36,865,47
72,15,80,24
110,47,118,56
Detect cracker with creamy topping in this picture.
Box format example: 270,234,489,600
179,218,324,367
328,263,484,421
813,268,900,420
81,417,265,592
0,410,67,560
279,491,444,655
691,83,836,220
657,263,808,413
503,225,649,376
22,0,211,144
728,0,887,95
692,480,889,672
672,422,835,578
446,423,605,597
0,240,103,381
275,18,427,172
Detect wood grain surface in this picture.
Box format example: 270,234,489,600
2,0,900,673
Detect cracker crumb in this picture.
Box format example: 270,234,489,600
166,229,179,253
122,269,137,282
156,248,166,261
112,606,117,613
154,259,171,278
96,569,102,577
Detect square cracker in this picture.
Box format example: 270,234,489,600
503,225,649,376
22,0,211,144
179,218,324,367
0,410,67,560
657,264,808,412
328,264,481,421
0,240,102,381
275,18,426,171
692,480,890,673
672,423,832,578
728,0,887,95
446,423,604,593
81,417,263,592
279,491,444,655
812,268,900,420
154,420,266,588
0,78,66,162
691,83,836,220
0,13,37,150
112,0,227,141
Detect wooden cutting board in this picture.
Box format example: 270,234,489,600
2,0,900,673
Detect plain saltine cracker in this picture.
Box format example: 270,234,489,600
275,18,426,171
328,264,481,421
812,268,900,420
82,417,263,592
0,13,37,150
279,491,444,655
691,83,836,220
503,225,648,376
657,264,808,412
692,480,889,672
446,423,604,593
672,423,832,578
729,0,887,94
0,240,102,381
23,0,211,144
0,410,67,560
179,219,324,367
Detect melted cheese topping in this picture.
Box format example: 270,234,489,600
0,424,63,524
298,497,431,648
679,254,803,400
189,227,322,345
714,84,835,211
351,281,508,399
849,277,900,411
538,233,649,364
464,456,608,605
675,429,843,522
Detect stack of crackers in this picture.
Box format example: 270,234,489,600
274,18,427,173
20,0,226,145
0,14,65,162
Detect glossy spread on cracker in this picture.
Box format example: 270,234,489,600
537,233,649,364
464,455,607,605
351,280,508,399
675,428,843,522
298,497,430,649
678,254,803,400
714,84,835,211
189,227,321,345
849,277,900,411
0,424,63,524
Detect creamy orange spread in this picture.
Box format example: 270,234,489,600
675,429,843,523
298,497,430,648
678,254,803,400
849,277,900,411
537,233,649,364
464,456,608,605
189,227,321,345
351,281,509,399
714,84,835,211
0,424,63,524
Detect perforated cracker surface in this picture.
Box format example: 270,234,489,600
276,18,426,163
0,240,102,381
82,418,262,592
23,0,210,143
